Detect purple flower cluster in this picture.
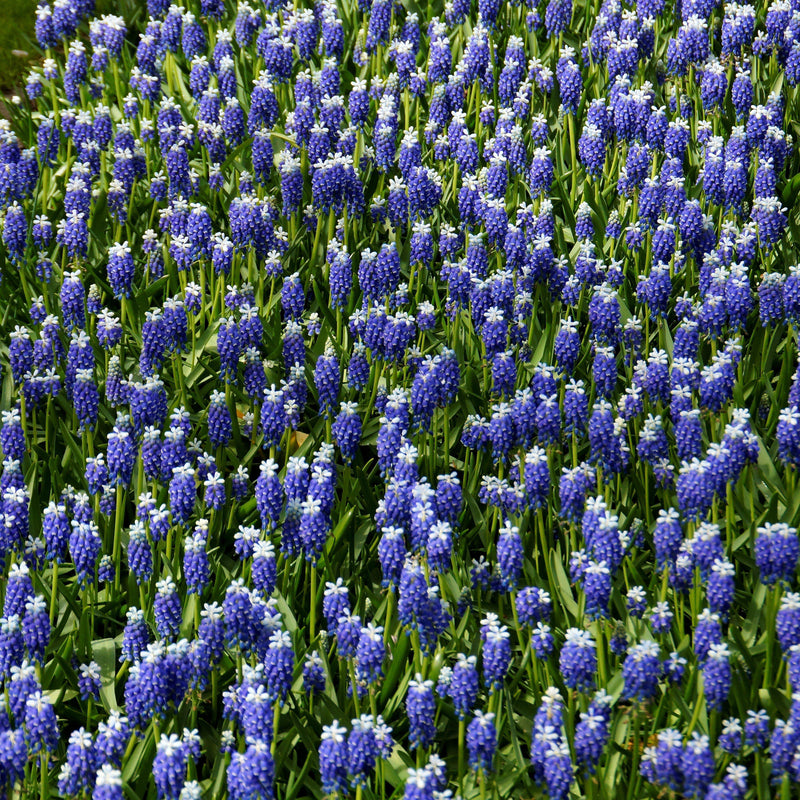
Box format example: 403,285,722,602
1,0,799,796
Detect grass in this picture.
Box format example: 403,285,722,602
0,0,36,94
0,0,142,97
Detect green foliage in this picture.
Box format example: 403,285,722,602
1,1,800,799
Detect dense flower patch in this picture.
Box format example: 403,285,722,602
1,0,800,798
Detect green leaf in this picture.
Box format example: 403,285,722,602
92,637,119,711
549,545,578,619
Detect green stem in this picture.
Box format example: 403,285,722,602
568,112,578,198
270,701,281,756
212,669,219,718
764,587,780,690
113,485,125,593
685,681,704,737
458,718,466,796
349,662,361,716
310,562,317,644
49,561,59,627
626,706,642,800
40,751,48,800
383,590,394,647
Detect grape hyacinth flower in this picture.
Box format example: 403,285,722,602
466,710,496,774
